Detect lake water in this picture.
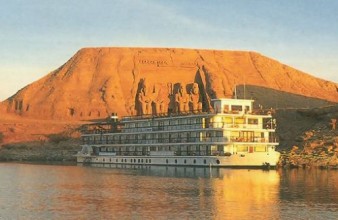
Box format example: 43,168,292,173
0,163,337,220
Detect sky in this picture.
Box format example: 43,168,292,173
1,0,337,101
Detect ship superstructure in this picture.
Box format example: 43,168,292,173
77,98,280,168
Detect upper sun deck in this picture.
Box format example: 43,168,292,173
211,98,254,114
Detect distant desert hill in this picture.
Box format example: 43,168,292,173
1,47,337,120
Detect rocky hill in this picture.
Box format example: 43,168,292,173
1,47,337,120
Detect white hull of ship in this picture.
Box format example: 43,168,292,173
76,152,280,168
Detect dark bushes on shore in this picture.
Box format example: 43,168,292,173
0,132,3,144
47,133,71,144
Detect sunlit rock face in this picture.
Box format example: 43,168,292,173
1,47,337,120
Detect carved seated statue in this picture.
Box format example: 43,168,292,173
189,83,202,113
137,80,153,115
175,84,190,113
152,85,168,115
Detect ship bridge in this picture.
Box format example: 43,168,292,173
211,98,254,114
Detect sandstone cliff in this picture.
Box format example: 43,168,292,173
1,47,337,120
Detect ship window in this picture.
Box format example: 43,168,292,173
116,159,118,162
216,131,223,137
175,159,177,164
146,159,148,163
216,160,220,164
232,105,242,112
204,159,207,164
172,120,178,125
166,159,168,164
248,118,258,125
184,159,187,164
211,147,218,155
235,117,245,125
193,159,196,164
149,159,152,163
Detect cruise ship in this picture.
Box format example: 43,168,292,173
76,97,280,168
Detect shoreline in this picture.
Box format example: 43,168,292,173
1,145,337,169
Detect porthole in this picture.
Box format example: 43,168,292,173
216,159,220,164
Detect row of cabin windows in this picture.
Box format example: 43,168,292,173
98,145,218,152
83,131,271,145
99,158,221,165
125,116,258,128
100,158,152,164
96,145,268,155
166,159,216,165
222,104,250,113
123,116,261,131
83,131,225,145
124,118,204,129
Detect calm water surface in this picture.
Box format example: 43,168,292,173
0,163,337,219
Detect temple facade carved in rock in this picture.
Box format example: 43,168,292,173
135,78,204,116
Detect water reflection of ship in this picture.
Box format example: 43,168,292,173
85,163,224,178
85,163,280,181
83,164,281,219
210,169,281,219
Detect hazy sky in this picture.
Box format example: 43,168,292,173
1,0,337,101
